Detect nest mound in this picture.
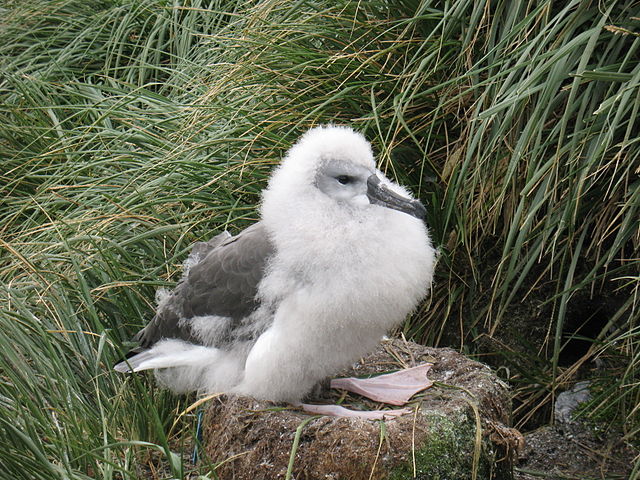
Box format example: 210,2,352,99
203,339,522,479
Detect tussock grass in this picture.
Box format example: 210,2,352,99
1,0,638,477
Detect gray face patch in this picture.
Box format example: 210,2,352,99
314,159,372,204
314,160,426,221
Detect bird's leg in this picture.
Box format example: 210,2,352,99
305,377,332,401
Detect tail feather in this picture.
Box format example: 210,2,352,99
113,340,217,373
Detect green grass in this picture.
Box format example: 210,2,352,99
1,0,638,478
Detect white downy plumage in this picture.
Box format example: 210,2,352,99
114,125,435,403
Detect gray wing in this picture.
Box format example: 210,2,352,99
134,222,275,348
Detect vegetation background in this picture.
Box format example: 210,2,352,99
1,0,638,478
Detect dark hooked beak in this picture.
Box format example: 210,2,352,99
366,175,426,220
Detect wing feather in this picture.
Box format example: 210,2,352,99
134,222,274,348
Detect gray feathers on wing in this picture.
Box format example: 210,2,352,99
133,222,275,349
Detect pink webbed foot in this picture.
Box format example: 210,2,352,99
299,403,412,419
330,363,434,405
300,363,433,419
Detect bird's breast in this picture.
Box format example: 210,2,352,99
261,211,434,336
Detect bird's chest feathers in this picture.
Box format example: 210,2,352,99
262,212,432,312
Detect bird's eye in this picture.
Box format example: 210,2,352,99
336,175,351,185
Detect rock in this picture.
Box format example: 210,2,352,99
554,380,591,424
203,339,522,479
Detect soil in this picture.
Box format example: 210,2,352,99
515,421,636,480
201,338,520,480
141,339,638,480
144,419,637,480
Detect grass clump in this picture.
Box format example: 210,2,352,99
1,0,638,478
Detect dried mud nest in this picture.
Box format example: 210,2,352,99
203,339,523,479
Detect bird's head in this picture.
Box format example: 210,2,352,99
262,125,426,221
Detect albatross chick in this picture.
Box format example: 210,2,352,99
115,125,435,406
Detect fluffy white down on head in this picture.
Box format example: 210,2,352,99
142,125,435,402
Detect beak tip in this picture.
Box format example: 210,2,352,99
367,174,427,220
413,201,427,220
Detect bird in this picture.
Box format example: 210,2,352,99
114,125,436,405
